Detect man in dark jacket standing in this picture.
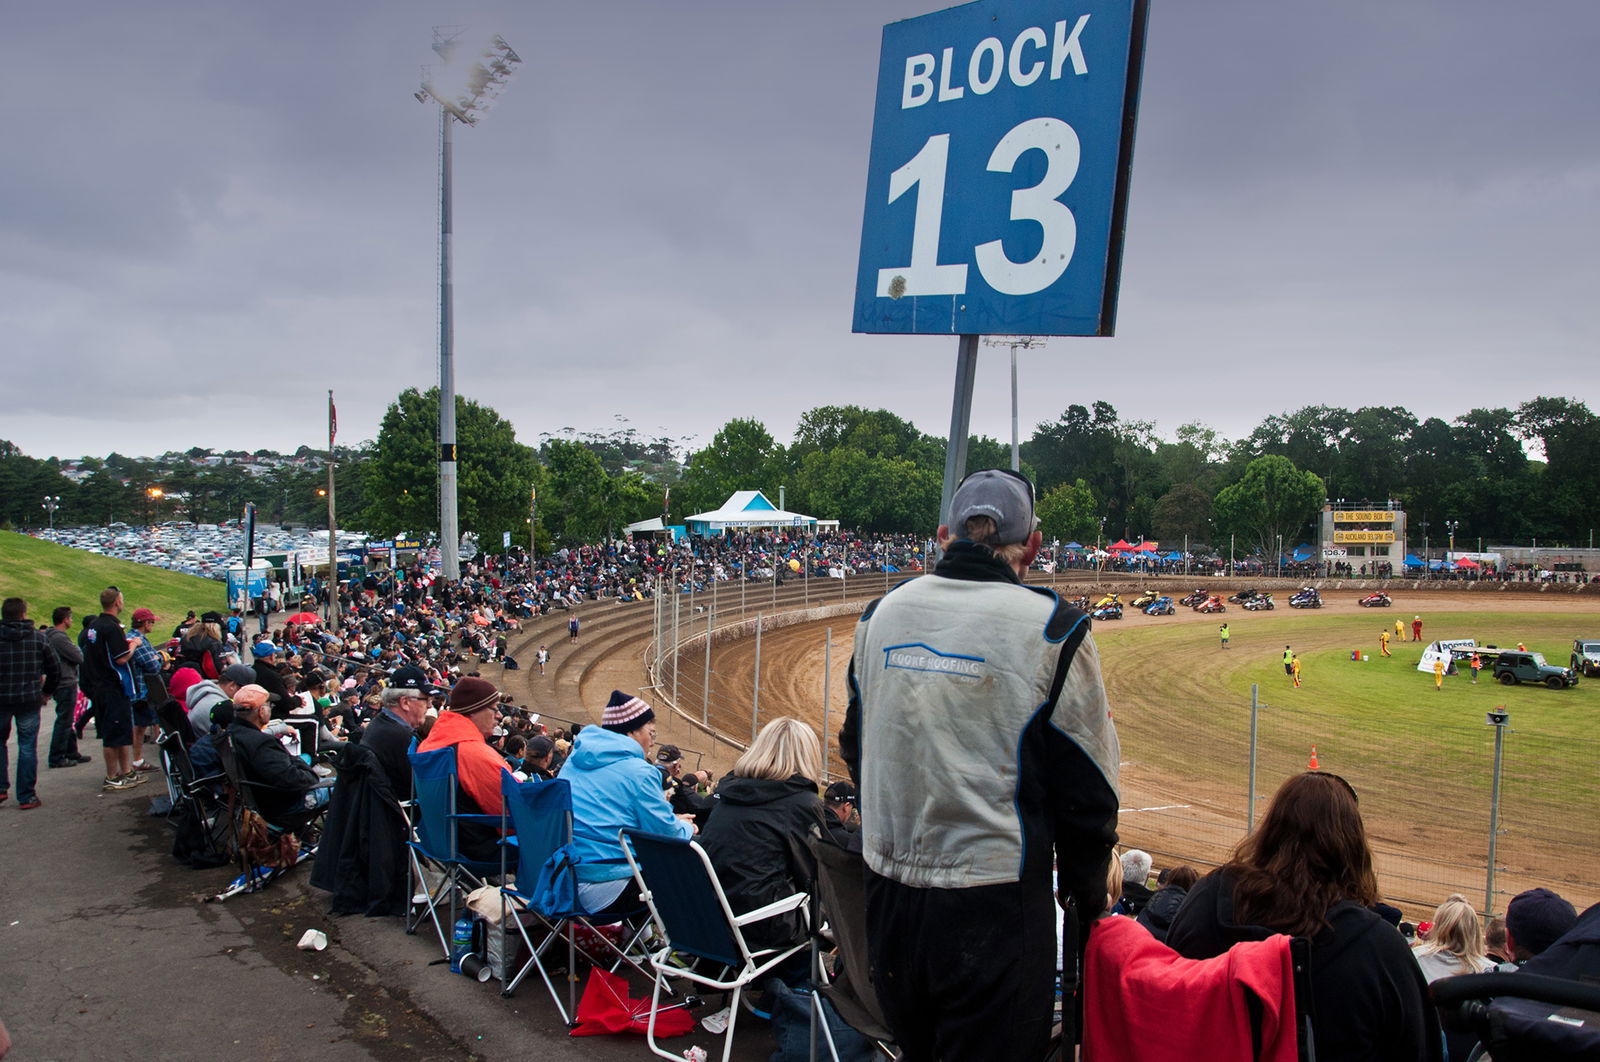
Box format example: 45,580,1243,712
0,598,62,809
43,606,90,768
841,470,1120,1060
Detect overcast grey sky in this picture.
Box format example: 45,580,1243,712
4,0,1596,462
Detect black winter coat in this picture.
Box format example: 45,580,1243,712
699,773,826,950
227,721,319,825
310,742,410,916
1166,869,1442,1062
1135,883,1189,943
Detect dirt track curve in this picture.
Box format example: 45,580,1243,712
498,572,1600,916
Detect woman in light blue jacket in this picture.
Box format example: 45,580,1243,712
558,690,693,917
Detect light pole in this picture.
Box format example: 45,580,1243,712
417,28,522,582
1276,533,1282,579
41,495,60,530
1445,519,1460,575
981,336,1045,471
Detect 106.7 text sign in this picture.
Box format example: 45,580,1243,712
853,0,1145,337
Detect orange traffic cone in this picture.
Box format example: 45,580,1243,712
1307,745,1321,771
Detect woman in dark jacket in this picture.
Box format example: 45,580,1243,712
1165,772,1442,1062
699,717,827,958
1136,864,1198,943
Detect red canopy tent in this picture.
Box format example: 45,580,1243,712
1454,557,1480,569
1108,539,1134,551
1134,541,1160,552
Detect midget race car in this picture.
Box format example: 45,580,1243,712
1144,596,1176,616
1289,587,1322,608
1358,591,1393,607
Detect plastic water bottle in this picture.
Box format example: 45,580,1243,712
451,913,475,974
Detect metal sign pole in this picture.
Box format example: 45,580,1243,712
937,335,980,555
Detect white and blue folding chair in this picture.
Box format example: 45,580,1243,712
622,827,811,1062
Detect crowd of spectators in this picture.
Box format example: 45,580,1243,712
6,520,1597,1061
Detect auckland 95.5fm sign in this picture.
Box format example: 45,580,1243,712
853,0,1147,337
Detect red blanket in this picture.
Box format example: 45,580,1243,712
1082,916,1297,1062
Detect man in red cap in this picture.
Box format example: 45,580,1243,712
416,675,510,862
126,607,168,772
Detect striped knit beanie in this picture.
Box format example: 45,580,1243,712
601,689,655,733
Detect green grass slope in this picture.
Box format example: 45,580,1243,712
0,530,225,624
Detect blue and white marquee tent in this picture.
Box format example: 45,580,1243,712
683,491,822,535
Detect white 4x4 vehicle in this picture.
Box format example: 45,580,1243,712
1572,639,1600,677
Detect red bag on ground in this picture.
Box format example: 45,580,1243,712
569,967,695,1038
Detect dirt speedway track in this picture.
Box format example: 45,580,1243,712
568,574,1600,916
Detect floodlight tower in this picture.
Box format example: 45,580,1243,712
981,336,1046,471
417,28,522,581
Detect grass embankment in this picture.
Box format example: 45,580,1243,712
0,530,225,623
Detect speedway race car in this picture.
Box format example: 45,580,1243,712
1092,601,1124,621
1178,589,1209,608
1228,588,1262,604
1094,592,1122,610
1242,593,1276,611
1358,591,1393,607
1144,596,1176,616
1130,589,1161,609
1194,595,1226,613
1289,587,1322,608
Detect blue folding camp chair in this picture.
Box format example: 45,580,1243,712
622,827,812,1062
499,773,655,1023
406,746,501,960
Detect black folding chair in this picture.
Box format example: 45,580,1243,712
210,731,322,902
622,828,811,1062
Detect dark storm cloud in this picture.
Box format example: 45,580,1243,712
1,0,1595,460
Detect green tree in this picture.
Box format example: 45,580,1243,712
362,388,539,547
1035,479,1100,544
541,439,612,547
1022,401,1120,506
674,418,788,518
792,448,940,532
1150,483,1214,545
1213,455,1325,559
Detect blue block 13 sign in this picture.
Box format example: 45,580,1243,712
853,0,1147,337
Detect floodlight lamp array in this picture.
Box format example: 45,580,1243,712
419,31,522,124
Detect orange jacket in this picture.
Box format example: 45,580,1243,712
417,710,507,816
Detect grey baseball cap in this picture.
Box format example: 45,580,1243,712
947,469,1037,545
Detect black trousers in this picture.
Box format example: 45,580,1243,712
866,872,1056,1062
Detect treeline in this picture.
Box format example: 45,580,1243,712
5,395,1597,557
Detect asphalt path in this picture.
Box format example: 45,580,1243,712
0,745,770,1062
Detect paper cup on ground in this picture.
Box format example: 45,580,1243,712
297,929,328,951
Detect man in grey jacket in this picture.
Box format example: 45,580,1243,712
44,606,90,768
841,470,1120,1061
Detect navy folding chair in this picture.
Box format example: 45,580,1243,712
499,773,655,1023
406,746,501,959
622,827,811,1062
